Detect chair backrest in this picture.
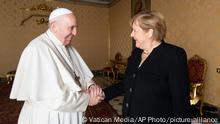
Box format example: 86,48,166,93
115,52,123,61
188,55,207,83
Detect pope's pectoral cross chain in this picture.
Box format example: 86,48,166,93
63,46,81,86
74,72,80,81
74,72,81,87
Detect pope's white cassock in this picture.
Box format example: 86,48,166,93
10,30,94,124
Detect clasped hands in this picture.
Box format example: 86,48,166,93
87,84,105,106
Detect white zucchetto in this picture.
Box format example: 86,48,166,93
49,8,73,21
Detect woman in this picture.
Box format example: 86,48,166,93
105,10,191,122
125,10,191,119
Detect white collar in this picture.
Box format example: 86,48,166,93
46,29,64,46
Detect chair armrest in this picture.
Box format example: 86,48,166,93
190,82,203,88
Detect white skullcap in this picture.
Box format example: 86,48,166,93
49,8,73,21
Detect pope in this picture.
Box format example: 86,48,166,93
10,8,104,124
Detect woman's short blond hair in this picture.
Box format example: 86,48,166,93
130,10,167,41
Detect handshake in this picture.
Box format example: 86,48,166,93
86,84,105,106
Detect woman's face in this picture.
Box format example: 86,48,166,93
130,21,149,49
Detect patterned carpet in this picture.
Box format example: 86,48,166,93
0,83,23,124
1,76,220,124
109,95,123,116
92,76,117,89
94,76,220,123
0,76,120,124
85,101,120,124
93,76,123,116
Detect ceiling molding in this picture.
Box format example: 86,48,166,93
54,0,120,8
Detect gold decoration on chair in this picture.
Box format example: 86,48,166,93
102,61,115,82
188,55,207,116
103,52,127,82
6,70,16,84
114,63,126,79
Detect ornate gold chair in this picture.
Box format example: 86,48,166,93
114,63,126,79
111,52,127,80
6,70,16,84
102,52,124,82
102,61,115,81
188,55,207,116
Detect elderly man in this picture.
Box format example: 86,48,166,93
10,8,104,124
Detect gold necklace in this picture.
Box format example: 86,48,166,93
143,50,150,54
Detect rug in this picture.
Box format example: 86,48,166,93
0,83,23,124
85,101,121,124
0,77,120,124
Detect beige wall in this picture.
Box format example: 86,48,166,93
0,0,109,75
109,0,132,60
152,0,220,107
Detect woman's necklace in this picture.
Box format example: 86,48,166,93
143,50,150,55
142,50,150,59
139,50,150,67
139,41,161,67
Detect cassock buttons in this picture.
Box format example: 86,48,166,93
133,73,136,78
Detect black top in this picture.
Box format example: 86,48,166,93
104,41,191,122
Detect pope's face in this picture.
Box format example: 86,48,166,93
56,14,77,45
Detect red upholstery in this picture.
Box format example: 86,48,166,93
187,55,207,116
188,58,205,83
